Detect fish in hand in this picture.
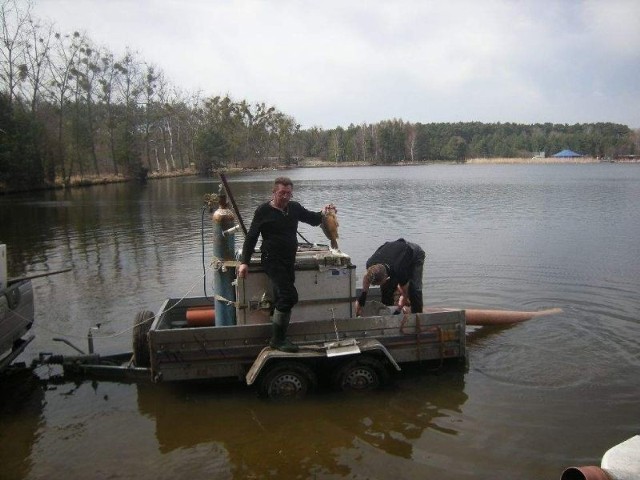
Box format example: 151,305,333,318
321,206,339,249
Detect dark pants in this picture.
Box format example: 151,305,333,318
263,256,298,313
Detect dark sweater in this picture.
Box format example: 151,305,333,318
240,201,322,265
365,239,418,286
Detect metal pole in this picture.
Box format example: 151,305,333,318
218,172,247,236
212,184,237,326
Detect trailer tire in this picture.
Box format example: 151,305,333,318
333,355,389,393
259,361,317,401
132,310,154,368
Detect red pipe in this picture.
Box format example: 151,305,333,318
186,306,215,327
561,466,611,480
463,308,562,326
423,307,562,326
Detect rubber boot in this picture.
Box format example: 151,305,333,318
269,316,284,349
270,309,299,352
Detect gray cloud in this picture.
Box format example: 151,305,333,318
33,0,640,128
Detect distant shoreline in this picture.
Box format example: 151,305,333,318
3,157,637,195
297,156,638,168
465,156,601,165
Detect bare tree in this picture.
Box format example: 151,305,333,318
356,123,369,162
45,29,84,182
371,124,380,162
405,122,416,162
22,14,53,114
0,0,31,104
75,40,103,174
112,49,143,174
97,51,120,175
157,123,169,171
166,87,194,170
273,112,299,163
328,128,342,163
141,63,160,171
182,90,204,168
155,74,181,171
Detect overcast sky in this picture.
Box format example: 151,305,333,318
32,0,640,129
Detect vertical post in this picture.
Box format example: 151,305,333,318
212,184,237,326
0,244,6,291
87,329,94,354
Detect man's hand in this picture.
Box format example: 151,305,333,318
355,300,363,317
397,294,407,308
397,295,410,314
238,263,249,278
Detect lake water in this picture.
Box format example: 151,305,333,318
1,163,639,479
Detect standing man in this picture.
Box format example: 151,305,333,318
356,239,426,316
238,177,335,352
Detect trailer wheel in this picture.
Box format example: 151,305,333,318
333,355,389,393
132,310,154,368
259,361,317,401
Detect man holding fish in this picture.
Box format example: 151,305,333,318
238,177,336,352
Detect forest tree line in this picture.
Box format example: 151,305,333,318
2,1,639,193
297,120,637,164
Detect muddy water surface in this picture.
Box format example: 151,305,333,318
1,164,639,479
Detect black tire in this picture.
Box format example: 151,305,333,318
132,310,154,368
259,361,317,400
333,355,390,393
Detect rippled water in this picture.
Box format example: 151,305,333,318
1,164,639,479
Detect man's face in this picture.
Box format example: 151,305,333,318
273,184,293,209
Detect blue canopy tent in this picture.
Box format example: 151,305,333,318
552,149,583,158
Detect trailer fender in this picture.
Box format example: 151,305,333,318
245,339,401,386
246,347,322,386
357,339,402,372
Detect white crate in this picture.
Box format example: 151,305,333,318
236,246,356,324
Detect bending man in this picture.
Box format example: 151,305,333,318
238,177,335,352
356,239,426,316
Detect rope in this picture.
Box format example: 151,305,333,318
214,293,236,307
31,268,212,341
399,313,445,370
297,230,313,244
100,272,207,339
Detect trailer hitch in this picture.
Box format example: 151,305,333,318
52,337,85,354
50,324,101,356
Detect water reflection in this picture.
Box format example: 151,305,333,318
0,370,46,478
1,164,639,479
135,363,467,478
